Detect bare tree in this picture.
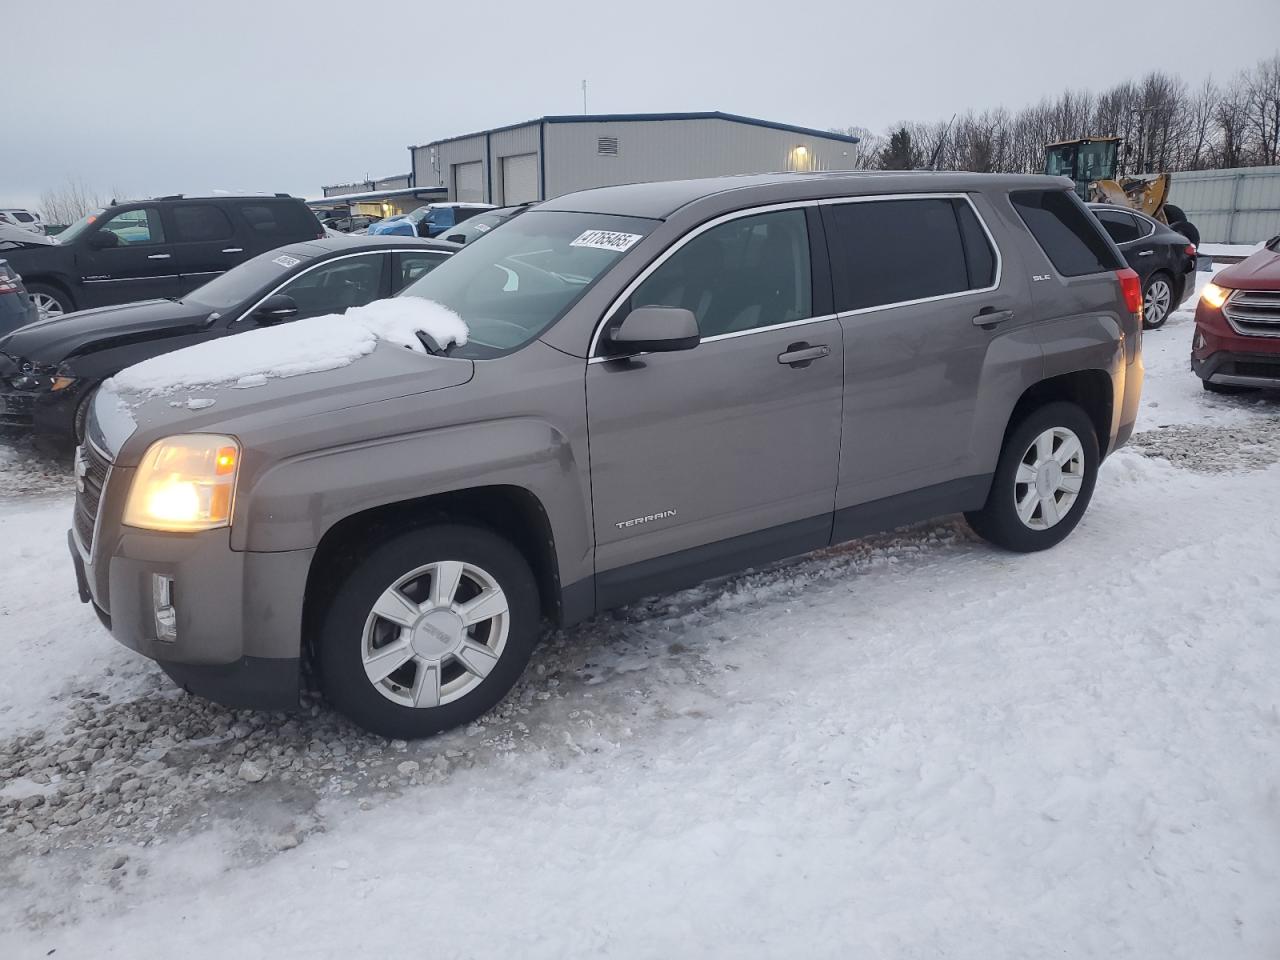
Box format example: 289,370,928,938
1243,54,1280,165
37,178,116,225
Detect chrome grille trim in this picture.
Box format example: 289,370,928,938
73,439,113,560
1224,289,1280,338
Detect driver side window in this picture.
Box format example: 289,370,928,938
280,253,384,319
96,208,166,246
629,208,812,338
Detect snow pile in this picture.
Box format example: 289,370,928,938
109,298,467,396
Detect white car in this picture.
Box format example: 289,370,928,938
0,208,45,235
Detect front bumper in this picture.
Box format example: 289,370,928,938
1192,301,1280,388
70,504,313,710
0,364,87,449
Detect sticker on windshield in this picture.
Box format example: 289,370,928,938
272,254,301,268
474,223,491,233
570,230,643,253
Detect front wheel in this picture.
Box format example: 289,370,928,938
965,402,1100,553
316,524,541,739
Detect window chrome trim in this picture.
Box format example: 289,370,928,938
586,313,840,364
83,275,180,283
231,248,452,325
587,193,1004,359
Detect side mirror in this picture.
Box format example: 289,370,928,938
87,231,118,250
252,293,299,324
607,306,700,355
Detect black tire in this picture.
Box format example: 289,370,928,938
965,402,1100,553
1169,220,1200,247
26,282,74,320
1164,203,1187,224
73,383,99,444
316,524,541,739
1142,271,1175,330
1201,379,1256,395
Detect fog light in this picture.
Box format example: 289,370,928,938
152,574,177,642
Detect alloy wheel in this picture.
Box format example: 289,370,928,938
1144,279,1171,327
32,293,65,321
361,560,510,709
1013,426,1086,530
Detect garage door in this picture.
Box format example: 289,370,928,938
453,162,484,202
502,153,539,205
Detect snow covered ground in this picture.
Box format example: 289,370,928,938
2,282,1279,959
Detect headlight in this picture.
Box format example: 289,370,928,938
123,434,240,532
1200,283,1230,309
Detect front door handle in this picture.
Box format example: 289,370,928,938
222,247,243,254
147,253,171,260
777,342,831,367
1137,250,1154,256
972,308,1015,327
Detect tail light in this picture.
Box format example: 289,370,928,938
0,272,19,295
1185,244,1197,258
1116,268,1142,316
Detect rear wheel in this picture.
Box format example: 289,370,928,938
27,283,73,321
316,524,541,739
1169,220,1200,246
965,402,1099,553
1163,203,1187,224
1142,272,1174,329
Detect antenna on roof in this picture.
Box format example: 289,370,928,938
582,79,588,115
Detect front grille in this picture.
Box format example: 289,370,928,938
1224,290,1280,338
73,442,111,553
1230,360,1280,380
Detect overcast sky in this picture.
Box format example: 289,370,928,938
5,0,1278,212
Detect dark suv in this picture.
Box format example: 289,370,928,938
2,194,324,320
70,172,1143,738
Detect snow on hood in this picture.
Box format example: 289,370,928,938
108,298,467,397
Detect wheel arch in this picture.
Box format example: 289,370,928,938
302,484,570,663
1004,369,1114,457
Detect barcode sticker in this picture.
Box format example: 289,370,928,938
570,230,643,252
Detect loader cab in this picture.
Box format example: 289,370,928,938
1044,137,1121,200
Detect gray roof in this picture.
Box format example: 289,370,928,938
536,171,1072,220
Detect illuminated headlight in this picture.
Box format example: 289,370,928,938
1200,283,1230,309
123,434,240,532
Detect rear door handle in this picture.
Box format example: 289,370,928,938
777,342,830,367
222,247,243,254
146,253,171,260
1137,250,1154,256
972,308,1015,327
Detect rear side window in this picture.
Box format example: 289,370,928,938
236,201,320,238
1093,209,1142,245
1011,190,1122,276
826,197,993,311
173,204,235,242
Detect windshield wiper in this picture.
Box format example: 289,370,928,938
414,330,452,356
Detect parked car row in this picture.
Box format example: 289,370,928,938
367,202,495,238
323,214,382,234
0,234,457,449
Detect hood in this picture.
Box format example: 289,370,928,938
1215,246,1280,291
94,340,474,465
0,298,213,363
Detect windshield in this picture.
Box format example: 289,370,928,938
184,248,314,311
56,208,106,245
398,210,655,359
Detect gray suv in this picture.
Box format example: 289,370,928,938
69,172,1143,738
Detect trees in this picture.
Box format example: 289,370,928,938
37,178,126,226
835,50,1280,174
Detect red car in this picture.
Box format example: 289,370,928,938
1192,236,1280,393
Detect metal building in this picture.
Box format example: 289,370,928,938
322,173,413,198
409,112,861,205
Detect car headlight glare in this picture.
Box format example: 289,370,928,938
123,434,240,532
1200,282,1230,309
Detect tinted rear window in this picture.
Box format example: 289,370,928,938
173,204,235,242
235,201,321,238
826,197,993,311
1012,190,1122,277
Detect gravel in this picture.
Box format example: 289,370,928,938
1129,414,1280,472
